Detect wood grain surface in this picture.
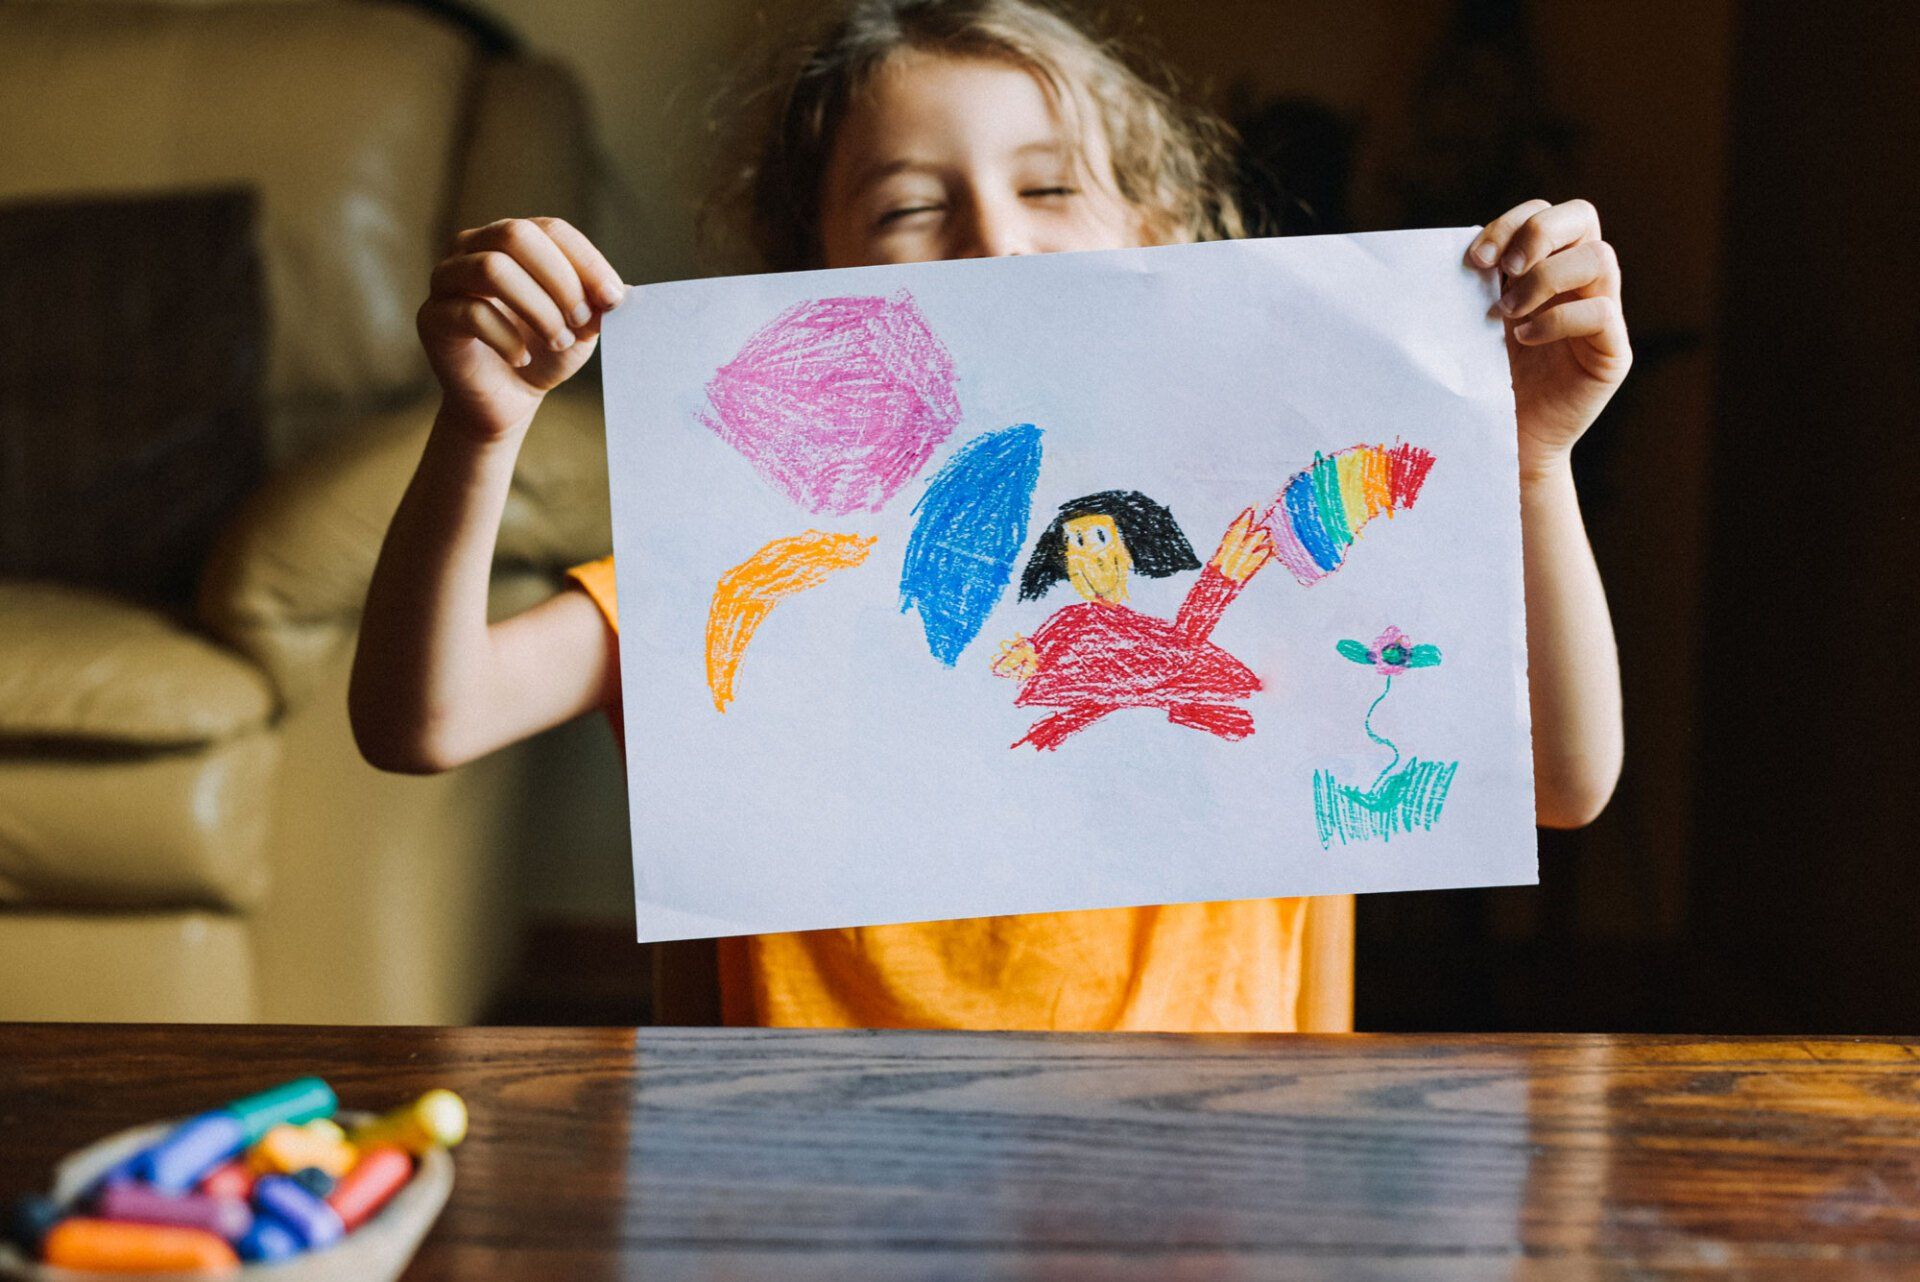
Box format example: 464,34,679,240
5,1026,1920,1279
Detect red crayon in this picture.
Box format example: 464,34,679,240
326,1146,413,1231
198,1158,255,1202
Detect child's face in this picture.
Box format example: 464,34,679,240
819,51,1147,268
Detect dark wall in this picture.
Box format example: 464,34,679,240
1690,1,1920,1032
1356,1,1920,1033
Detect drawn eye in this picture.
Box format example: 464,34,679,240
1069,531,1083,549
1092,527,1107,546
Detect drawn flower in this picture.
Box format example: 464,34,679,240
1336,626,1441,675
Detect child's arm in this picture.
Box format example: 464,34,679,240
1469,200,1629,828
349,218,626,774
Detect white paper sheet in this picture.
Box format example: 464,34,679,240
600,228,1537,942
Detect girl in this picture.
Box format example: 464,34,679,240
351,0,1626,1032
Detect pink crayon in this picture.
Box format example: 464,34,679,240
94,1183,252,1242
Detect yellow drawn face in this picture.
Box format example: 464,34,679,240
1062,514,1132,603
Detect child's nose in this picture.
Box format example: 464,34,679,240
956,193,1032,259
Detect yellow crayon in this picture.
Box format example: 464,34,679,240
348,1089,467,1154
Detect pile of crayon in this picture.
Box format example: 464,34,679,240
3,1078,466,1275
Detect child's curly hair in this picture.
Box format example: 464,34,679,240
704,0,1247,271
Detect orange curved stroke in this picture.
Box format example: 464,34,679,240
706,530,876,712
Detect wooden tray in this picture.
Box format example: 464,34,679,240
0,1112,451,1280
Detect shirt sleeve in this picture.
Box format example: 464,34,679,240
565,556,619,636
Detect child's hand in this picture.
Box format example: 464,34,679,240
417,217,626,442
1468,200,1632,475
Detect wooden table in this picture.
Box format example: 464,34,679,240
5,1027,1920,1278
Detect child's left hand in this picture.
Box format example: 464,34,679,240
1469,200,1632,475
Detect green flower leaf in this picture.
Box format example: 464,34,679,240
1408,644,1442,667
1335,639,1373,665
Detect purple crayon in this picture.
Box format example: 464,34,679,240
95,1184,252,1242
252,1176,344,1251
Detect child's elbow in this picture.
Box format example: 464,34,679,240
1535,757,1622,830
348,684,462,776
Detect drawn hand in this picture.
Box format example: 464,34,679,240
992,635,1040,681
418,217,627,442
1211,509,1274,584
1469,200,1631,476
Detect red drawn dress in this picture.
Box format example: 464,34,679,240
1014,564,1261,750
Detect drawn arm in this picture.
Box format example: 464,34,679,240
1175,508,1273,645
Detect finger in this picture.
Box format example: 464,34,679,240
1496,240,1620,321
432,251,577,351
1498,199,1602,278
1513,296,1631,361
455,219,602,330
1467,199,1552,268
532,217,626,312
421,296,532,368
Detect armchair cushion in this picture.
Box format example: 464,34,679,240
197,389,613,708
0,730,277,910
0,582,274,748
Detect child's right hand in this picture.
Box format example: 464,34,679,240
417,217,626,441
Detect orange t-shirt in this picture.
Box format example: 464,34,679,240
566,556,1324,1033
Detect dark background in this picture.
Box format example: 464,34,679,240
1344,0,1920,1033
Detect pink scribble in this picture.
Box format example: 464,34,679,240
701,290,963,515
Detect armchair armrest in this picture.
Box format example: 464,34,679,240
197,388,612,709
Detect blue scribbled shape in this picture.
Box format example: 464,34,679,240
900,424,1044,665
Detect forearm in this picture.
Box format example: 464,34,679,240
349,404,533,772
1519,457,1623,827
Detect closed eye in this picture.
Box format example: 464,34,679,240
876,204,944,227
1021,186,1079,199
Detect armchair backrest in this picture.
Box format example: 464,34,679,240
0,0,593,458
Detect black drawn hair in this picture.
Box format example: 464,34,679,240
1019,490,1200,600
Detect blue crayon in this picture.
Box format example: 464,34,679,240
253,1176,344,1251
136,1111,248,1193
236,1216,302,1263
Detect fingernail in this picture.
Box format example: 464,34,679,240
600,282,627,309
1502,251,1526,275
1472,242,1498,266
1515,320,1541,341
551,330,576,351
570,303,592,327
1498,290,1520,315
514,350,532,368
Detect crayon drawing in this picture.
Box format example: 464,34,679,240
706,531,876,712
995,442,1434,751
900,424,1045,665
994,495,1269,749
1257,442,1436,585
700,290,961,516
1314,627,1459,846
600,230,1541,941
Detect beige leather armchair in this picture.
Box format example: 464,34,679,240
0,2,627,1022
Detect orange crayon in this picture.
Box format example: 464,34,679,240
42,1218,239,1274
